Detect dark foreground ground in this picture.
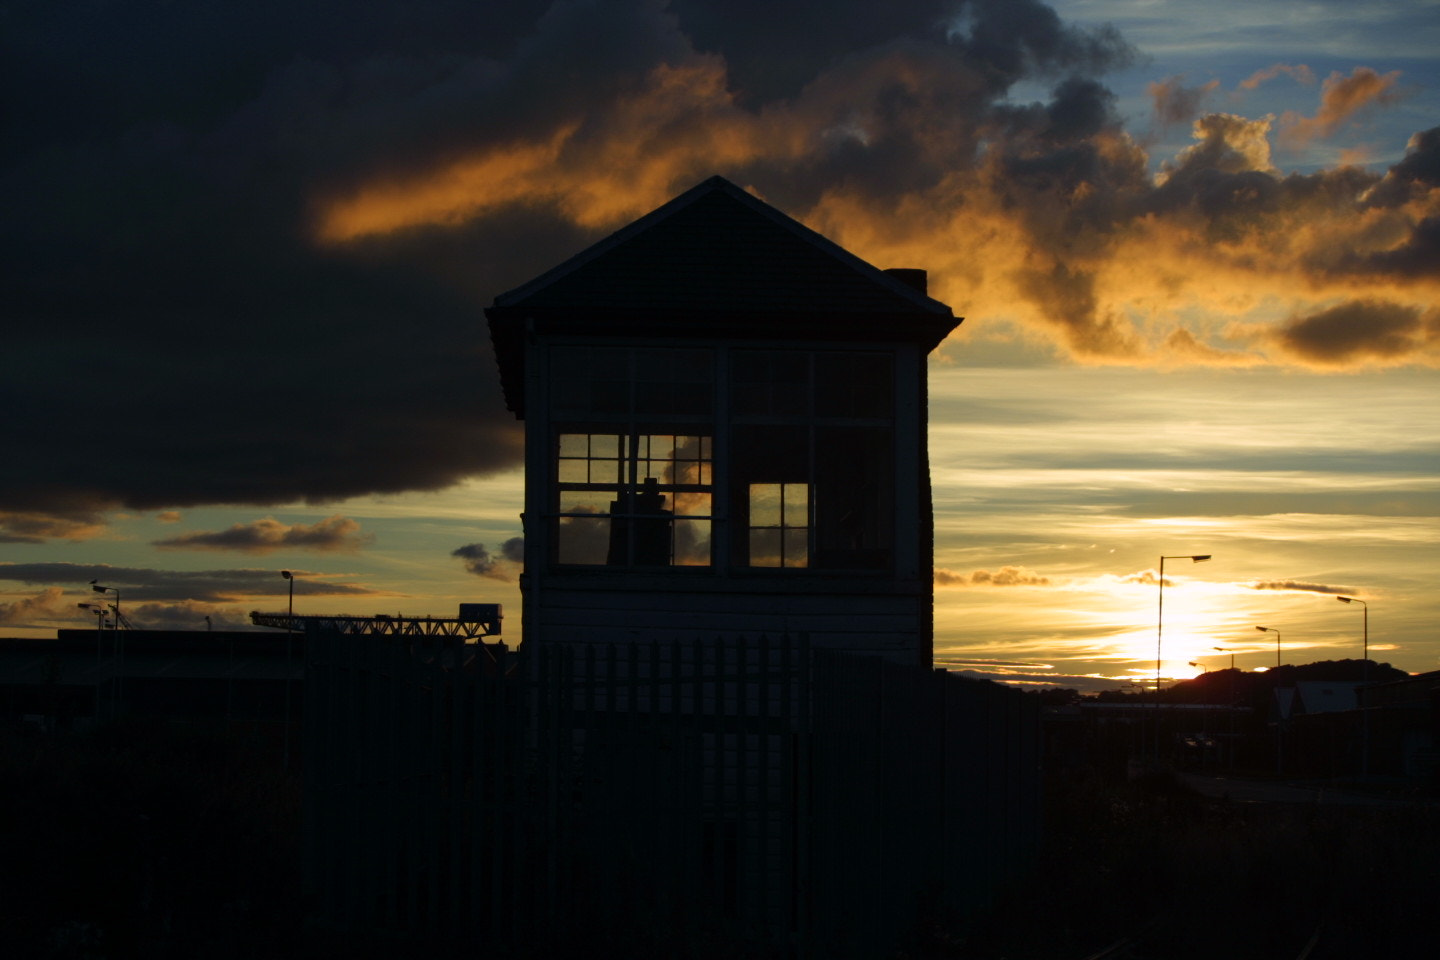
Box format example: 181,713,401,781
925,769,1438,960
3,722,1435,959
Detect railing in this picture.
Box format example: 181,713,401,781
302,630,1040,958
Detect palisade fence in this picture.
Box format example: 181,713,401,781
302,627,1040,958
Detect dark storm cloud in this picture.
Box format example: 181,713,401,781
1269,300,1439,367
668,0,1131,104
453,543,499,577
499,537,525,562
153,515,372,554
0,562,376,603
5,0,1430,544
453,540,522,579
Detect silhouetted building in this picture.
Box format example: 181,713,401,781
297,178,1035,959
0,629,301,746
486,175,960,665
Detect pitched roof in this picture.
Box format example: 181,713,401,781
486,176,961,415
491,175,955,318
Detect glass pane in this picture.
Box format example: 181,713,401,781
591,434,620,458
783,484,809,526
560,489,616,515
750,484,782,527
749,529,782,567
557,459,588,483
559,434,589,457
817,352,893,418
783,529,809,568
673,519,711,566
558,517,610,564
669,492,711,517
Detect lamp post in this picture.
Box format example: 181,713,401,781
78,603,106,663
89,580,120,623
1336,596,1368,664
280,571,295,770
90,581,123,717
281,570,295,630
1337,596,1371,777
1213,646,1237,766
1256,625,1281,668
1156,554,1212,760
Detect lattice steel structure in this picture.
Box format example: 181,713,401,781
249,603,502,639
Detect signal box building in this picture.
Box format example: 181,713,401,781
486,177,959,666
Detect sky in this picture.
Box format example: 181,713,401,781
3,0,1437,694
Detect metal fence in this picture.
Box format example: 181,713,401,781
302,629,1040,958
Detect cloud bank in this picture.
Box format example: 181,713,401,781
4,0,1436,541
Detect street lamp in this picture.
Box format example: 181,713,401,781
89,580,120,622
78,602,107,662
281,570,296,632
1256,625,1281,667
1213,646,1235,670
1337,596,1372,777
1336,596,1368,664
1158,555,1211,696
1157,554,1212,759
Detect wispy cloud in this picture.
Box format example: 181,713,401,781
1239,63,1316,91
153,516,372,554
0,512,108,544
1243,579,1358,596
0,562,378,603
935,565,1052,587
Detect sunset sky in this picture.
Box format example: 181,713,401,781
4,1,1437,693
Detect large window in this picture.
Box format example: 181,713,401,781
550,345,716,568
748,482,809,568
546,344,895,573
730,350,894,571
556,432,713,566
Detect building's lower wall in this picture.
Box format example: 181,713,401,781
523,583,930,666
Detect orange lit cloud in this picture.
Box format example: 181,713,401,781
1278,67,1403,149
317,59,766,243
309,36,1439,377
0,586,66,624
153,515,372,554
1239,63,1316,91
